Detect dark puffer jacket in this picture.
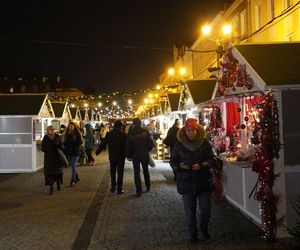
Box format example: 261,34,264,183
170,126,215,194
126,126,155,158
41,134,63,176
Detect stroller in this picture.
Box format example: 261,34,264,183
78,145,88,166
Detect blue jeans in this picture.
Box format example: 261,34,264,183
70,156,80,181
182,192,211,237
132,156,150,194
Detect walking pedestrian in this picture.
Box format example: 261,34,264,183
41,126,63,195
163,118,180,180
170,118,215,243
84,123,95,165
126,117,155,197
62,122,83,186
96,120,127,194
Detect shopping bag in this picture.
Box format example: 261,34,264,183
149,153,156,168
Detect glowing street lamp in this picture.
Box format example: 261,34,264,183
168,68,175,76
179,67,186,75
156,84,161,90
222,24,232,36
202,24,211,36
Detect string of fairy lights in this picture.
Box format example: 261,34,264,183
50,80,185,120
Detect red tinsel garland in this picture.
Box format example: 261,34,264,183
251,91,280,240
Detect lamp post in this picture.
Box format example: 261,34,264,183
201,23,232,68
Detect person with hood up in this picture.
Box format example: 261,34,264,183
170,118,215,243
96,120,127,194
84,123,95,165
126,117,155,197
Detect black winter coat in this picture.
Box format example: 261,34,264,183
96,128,127,160
164,125,179,152
170,128,215,194
41,134,63,176
126,127,155,158
63,132,83,157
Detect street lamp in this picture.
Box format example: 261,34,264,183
202,24,211,36
168,68,175,76
179,67,186,75
222,24,232,36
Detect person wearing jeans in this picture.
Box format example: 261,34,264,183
170,118,215,243
62,122,83,186
132,156,150,194
126,117,155,197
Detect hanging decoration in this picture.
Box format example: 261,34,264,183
251,91,280,240
217,49,254,96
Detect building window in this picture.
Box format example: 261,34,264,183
9,87,14,93
267,0,275,20
284,0,293,10
286,32,294,41
255,3,262,30
240,10,247,36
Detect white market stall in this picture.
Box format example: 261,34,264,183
0,94,55,173
209,43,300,239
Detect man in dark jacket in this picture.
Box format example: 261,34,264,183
96,120,127,194
170,118,215,243
163,118,180,180
126,117,155,197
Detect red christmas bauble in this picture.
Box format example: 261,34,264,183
244,116,249,122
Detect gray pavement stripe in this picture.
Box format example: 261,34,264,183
72,168,110,250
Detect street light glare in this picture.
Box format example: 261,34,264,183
202,24,211,35
222,24,232,35
168,68,175,76
179,67,186,75
156,84,161,90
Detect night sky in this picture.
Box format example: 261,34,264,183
0,0,228,93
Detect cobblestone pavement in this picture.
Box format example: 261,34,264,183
0,153,108,250
0,154,297,250
89,161,296,250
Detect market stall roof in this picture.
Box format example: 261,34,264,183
79,110,86,121
186,80,216,105
0,94,54,117
159,100,166,114
69,107,78,120
167,93,181,112
51,102,66,118
235,43,300,87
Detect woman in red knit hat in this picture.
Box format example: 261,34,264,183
170,118,215,243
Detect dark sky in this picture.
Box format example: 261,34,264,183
0,0,228,93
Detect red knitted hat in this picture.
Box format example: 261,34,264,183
184,118,198,130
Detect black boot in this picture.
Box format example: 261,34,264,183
49,185,53,195
75,174,80,183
